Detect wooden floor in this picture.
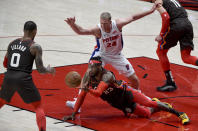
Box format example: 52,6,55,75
0,0,197,130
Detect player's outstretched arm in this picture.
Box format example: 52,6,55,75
116,4,157,30
64,17,99,36
30,44,55,74
155,1,170,42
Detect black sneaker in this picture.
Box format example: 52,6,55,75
156,81,177,92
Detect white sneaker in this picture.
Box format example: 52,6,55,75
66,98,81,112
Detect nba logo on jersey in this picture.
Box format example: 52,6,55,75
126,64,129,70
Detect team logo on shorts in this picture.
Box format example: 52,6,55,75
126,64,129,70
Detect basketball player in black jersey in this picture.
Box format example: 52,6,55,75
63,56,189,125
0,21,55,131
152,0,198,92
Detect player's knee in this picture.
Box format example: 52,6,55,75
139,108,151,118
128,74,139,89
134,105,151,118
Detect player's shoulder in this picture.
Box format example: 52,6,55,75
30,43,42,55
30,43,41,49
102,71,114,83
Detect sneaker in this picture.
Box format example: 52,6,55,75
156,81,177,92
179,112,190,125
66,98,81,112
152,98,172,108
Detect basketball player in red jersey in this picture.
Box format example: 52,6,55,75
0,21,55,131
63,56,190,125
152,0,198,92
65,3,158,111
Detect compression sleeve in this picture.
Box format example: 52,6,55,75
89,81,108,97
3,56,8,68
160,12,170,37
73,90,87,113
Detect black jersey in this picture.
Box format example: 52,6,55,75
7,38,35,73
100,80,126,105
163,0,188,22
89,73,126,105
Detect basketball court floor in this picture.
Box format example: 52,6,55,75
0,0,198,130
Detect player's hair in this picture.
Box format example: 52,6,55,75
24,21,37,32
90,56,102,65
100,12,111,20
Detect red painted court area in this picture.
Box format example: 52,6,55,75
0,57,198,131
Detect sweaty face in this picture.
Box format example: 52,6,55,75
100,18,111,33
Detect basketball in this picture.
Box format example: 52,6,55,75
65,71,82,88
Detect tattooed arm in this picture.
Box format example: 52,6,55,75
84,71,115,97
30,44,55,74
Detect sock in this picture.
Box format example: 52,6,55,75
36,108,46,131
32,101,46,131
156,47,170,71
164,70,174,84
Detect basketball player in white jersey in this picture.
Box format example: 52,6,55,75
64,4,157,111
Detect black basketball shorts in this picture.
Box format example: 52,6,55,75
0,70,41,103
159,18,194,50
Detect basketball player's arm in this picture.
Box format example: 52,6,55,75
63,72,90,121
155,2,170,42
85,72,114,97
64,17,100,37
30,44,55,74
116,4,157,30
3,52,8,68
3,42,12,68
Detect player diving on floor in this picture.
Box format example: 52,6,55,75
63,56,190,125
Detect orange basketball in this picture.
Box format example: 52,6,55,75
65,71,81,88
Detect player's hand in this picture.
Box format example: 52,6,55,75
63,113,76,121
150,3,157,13
155,35,162,42
154,0,162,8
64,17,76,26
47,65,56,75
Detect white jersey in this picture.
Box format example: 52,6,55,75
95,20,123,56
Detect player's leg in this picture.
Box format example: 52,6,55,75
179,21,198,66
133,104,151,118
128,88,190,124
126,87,158,108
152,98,190,125
111,54,140,90
0,75,15,108
127,73,139,90
17,75,46,131
31,101,46,131
181,48,198,65
156,28,179,92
